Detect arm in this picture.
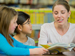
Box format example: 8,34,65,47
38,25,48,46
0,34,48,55
72,36,75,52
0,34,30,55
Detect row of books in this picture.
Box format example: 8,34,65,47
0,0,75,5
15,8,54,24
15,8,75,24
30,30,40,39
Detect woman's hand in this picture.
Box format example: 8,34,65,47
73,47,75,52
47,42,52,45
30,47,48,54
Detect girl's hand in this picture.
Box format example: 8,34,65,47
47,42,52,45
30,47,48,54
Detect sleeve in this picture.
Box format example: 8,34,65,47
32,39,35,46
72,36,75,44
38,24,48,46
0,34,37,55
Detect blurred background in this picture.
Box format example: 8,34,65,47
0,0,75,45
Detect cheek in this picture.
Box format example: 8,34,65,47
23,27,29,31
22,26,30,32
53,15,57,20
64,15,68,20
53,14,56,18
9,24,16,31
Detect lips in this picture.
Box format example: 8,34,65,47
57,19,63,22
30,29,32,31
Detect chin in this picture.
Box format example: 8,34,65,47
58,23,64,25
29,32,32,34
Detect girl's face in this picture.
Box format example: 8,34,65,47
9,15,18,34
53,5,71,25
21,19,32,34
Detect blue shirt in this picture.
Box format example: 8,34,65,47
0,33,38,55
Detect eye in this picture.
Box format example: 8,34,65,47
61,12,65,14
61,11,65,14
27,22,29,24
55,13,58,15
54,11,58,15
27,22,30,24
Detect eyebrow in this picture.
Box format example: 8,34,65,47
54,10,66,12
54,11,58,13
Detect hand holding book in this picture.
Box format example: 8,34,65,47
40,43,75,53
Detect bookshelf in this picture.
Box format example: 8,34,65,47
0,0,75,8
32,24,42,30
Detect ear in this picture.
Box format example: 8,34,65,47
68,11,71,17
17,24,22,31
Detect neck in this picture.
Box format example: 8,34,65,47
14,33,28,43
19,33,27,39
54,23,69,30
54,22,69,31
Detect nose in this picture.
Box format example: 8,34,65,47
16,23,18,27
30,23,32,27
58,13,61,17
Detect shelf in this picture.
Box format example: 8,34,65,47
32,24,42,30
0,3,36,5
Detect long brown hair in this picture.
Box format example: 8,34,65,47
0,6,18,46
52,0,70,12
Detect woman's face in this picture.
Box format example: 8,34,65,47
9,15,18,34
53,5,71,25
21,19,32,34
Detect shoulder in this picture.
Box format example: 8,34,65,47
70,23,75,26
0,33,8,43
70,23,75,28
0,33,6,39
28,37,35,42
0,33,4,37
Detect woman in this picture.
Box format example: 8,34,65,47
38,0,75,48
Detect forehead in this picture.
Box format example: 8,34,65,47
53,5,67,11
23,19,30,23
11,15,18,21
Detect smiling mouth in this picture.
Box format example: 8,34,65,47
58,19,63,22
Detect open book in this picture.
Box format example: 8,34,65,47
40,43,75,53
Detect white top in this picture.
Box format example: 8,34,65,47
23,37,35,46
38,22,75,46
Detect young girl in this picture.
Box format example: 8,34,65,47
0,6,48,55
14,11,35,46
